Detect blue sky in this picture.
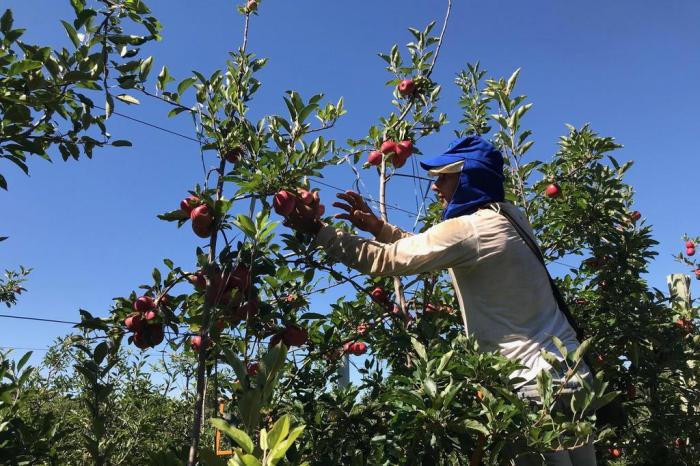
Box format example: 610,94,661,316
2,0,699,363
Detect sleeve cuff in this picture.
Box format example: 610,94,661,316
375,222,396,243
312,225,338,249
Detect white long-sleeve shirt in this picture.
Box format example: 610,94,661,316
314,201,587,388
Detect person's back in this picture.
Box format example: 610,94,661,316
453,202,583,387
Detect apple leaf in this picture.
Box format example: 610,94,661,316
210,418,254,454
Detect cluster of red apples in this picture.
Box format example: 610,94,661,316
273,187,325,218
368,139,414,169
124,295,166,349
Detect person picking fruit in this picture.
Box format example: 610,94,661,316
283,135,597,466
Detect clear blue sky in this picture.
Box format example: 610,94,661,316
2,0,699,362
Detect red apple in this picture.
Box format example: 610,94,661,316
282,325,308,347
124,313,144,332
674,438,684,448
609,448,621,459
191,335,203,352
356,323,369,335
226,265,251,293
191,205,214,238
626,384,636,400
269,333,283,347
247,361,259,376
398,79,415,96
629,210,641,222
368,150,382,166
695,269,700,279
147,324,164,346
343,341,353,354
545,183,561,198
370,287,388,303
687,247,695,257
214,319,226,331
297,189,314,205
133,331,150,349
247,0,257,12
380,140,396,155
239,297,259,319
476,390,485,401
189,272,207,291
686,240,695,249
395,140,413,158
224,147,243,164
351,342,367,355
675,318,692,333
273,190,296,217
180,195,200,215
143,310,158,321
392,153,408,168
133,295,155,313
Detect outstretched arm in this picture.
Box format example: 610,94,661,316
313,216,478,277
333,190,412,243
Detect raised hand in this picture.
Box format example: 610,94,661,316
332,190,384,237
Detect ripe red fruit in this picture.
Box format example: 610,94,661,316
626,384,636,400
686,247,695,257
609,448,621,458
133,331,150,349
674,438,684,448
398,79,416,96
686,240,695,248
224,147,243,164
148,324,164,346
273,190,296,217
143,310,158,321
424,303,440,314
214,319,226,331
282,325,308,347
545,183,561,198
239,297,259,319
675,318,692,333
476,390,485,401
343,341,353,354
370,287,388,303
269,333,283,347
180,195,200,215
380,140,396,155
297,189,314,205
226,265,251,293
191,205,214,238
695,269,700,280
395,140,413,158
133,296,156,313
368,150,382,166
392,155,407,168
124,314,144,332
247,0,257,12
629,210,641,222
247,361,259,376
351,342,367,355
189,272,207,291
356,323,369,335
191,335,204,352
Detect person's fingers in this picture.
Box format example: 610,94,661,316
334,213,351,221
332,201,353,213
336,192,356,206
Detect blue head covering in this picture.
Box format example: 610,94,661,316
419,136,505,219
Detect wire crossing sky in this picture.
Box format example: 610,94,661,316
2,0,699,360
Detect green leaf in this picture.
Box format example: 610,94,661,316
115,94,140,105
268,425,305,464
267,415,291,450
423,379,437,398
233,454,261,466
410,337,427,361
209,418,254,454
551,336,567,359
177,77,197,95
8,60,42,75
462,419,489,436
571,338,592,363
111,140,132,147
1,10,13,33
61,20,81,47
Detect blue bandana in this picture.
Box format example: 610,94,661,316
420,136,505,219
